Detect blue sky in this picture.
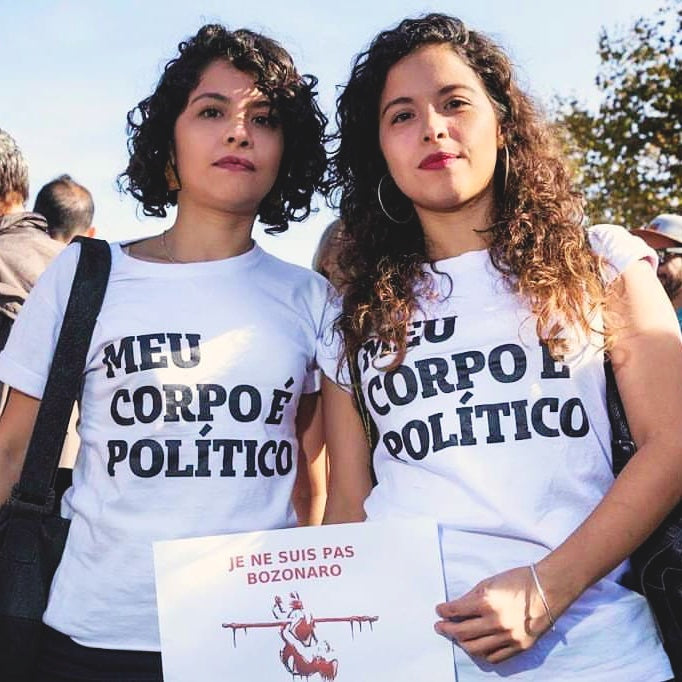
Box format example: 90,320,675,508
1,0,663,266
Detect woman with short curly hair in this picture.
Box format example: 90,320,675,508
319,13,681,680
0,24,328,680
120,25,326,232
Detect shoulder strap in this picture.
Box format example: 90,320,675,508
16,237,111,505
604,357,637,477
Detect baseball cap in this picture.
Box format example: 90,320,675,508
632,214,682,249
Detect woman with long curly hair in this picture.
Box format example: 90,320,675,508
319,13,681,680
0,24,328,680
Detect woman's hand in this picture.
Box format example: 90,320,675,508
434,564,562,664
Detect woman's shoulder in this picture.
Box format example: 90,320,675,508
29,240,84,310
259,249,331,295
588,224,657,282
258,248,323,279
253,250,335,335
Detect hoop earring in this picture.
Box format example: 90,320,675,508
502,145,509,197
165,160,181,192
377,174,413,224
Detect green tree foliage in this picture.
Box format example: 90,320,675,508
555,1,681,227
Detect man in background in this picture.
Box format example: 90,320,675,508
633,214,682,330
0,129,63,409
34,173,96,243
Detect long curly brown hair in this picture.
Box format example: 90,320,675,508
327,14,605,364
119,24,327,233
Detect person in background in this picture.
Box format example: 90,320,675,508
0,129,63,411
633,214,682,329
34,173,96,244
312,218,346,290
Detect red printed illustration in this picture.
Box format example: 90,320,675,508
222,591,378,680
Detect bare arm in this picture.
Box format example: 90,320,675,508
321,377,373,524
292,392,327,526
437,259,682,662
0,389,41,503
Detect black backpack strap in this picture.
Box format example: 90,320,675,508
347,347,378,486
15,237,111,505
604,356,637,477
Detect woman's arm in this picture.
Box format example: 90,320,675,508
0,389,41,503
292,392,327,525
321,376,373,524
436,259,682,662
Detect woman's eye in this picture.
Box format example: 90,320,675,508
253,114,280,128
445,98,467,111
390,111,413,125
199,107,222,119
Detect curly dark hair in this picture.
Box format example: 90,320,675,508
119,24,327,232
328,13,605,364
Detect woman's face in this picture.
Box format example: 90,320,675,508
378,43,502,220
173,59,284,216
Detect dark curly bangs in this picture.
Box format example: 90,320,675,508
118,24,327,231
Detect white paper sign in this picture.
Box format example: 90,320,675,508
154,520,455,682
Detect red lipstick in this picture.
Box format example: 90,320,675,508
418,152,459,170
213,156,255,171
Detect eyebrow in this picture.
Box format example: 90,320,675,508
380,84,477,118
189,92,272,108
189,92,228,105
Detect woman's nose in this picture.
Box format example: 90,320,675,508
422,109,447,142
224,118,252,147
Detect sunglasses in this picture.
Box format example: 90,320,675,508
655,247,682,265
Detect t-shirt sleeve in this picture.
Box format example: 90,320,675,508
588,224,657,284
301,276,335,394
315,292,351,388
0,243,81,399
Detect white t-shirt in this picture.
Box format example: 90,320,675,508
0,241,330,651
318,225,672,681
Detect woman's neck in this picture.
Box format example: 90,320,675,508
166,201,256,263
416,196,494,261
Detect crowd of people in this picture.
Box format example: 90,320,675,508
0,12,681,682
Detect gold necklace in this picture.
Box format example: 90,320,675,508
161,229,180,264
